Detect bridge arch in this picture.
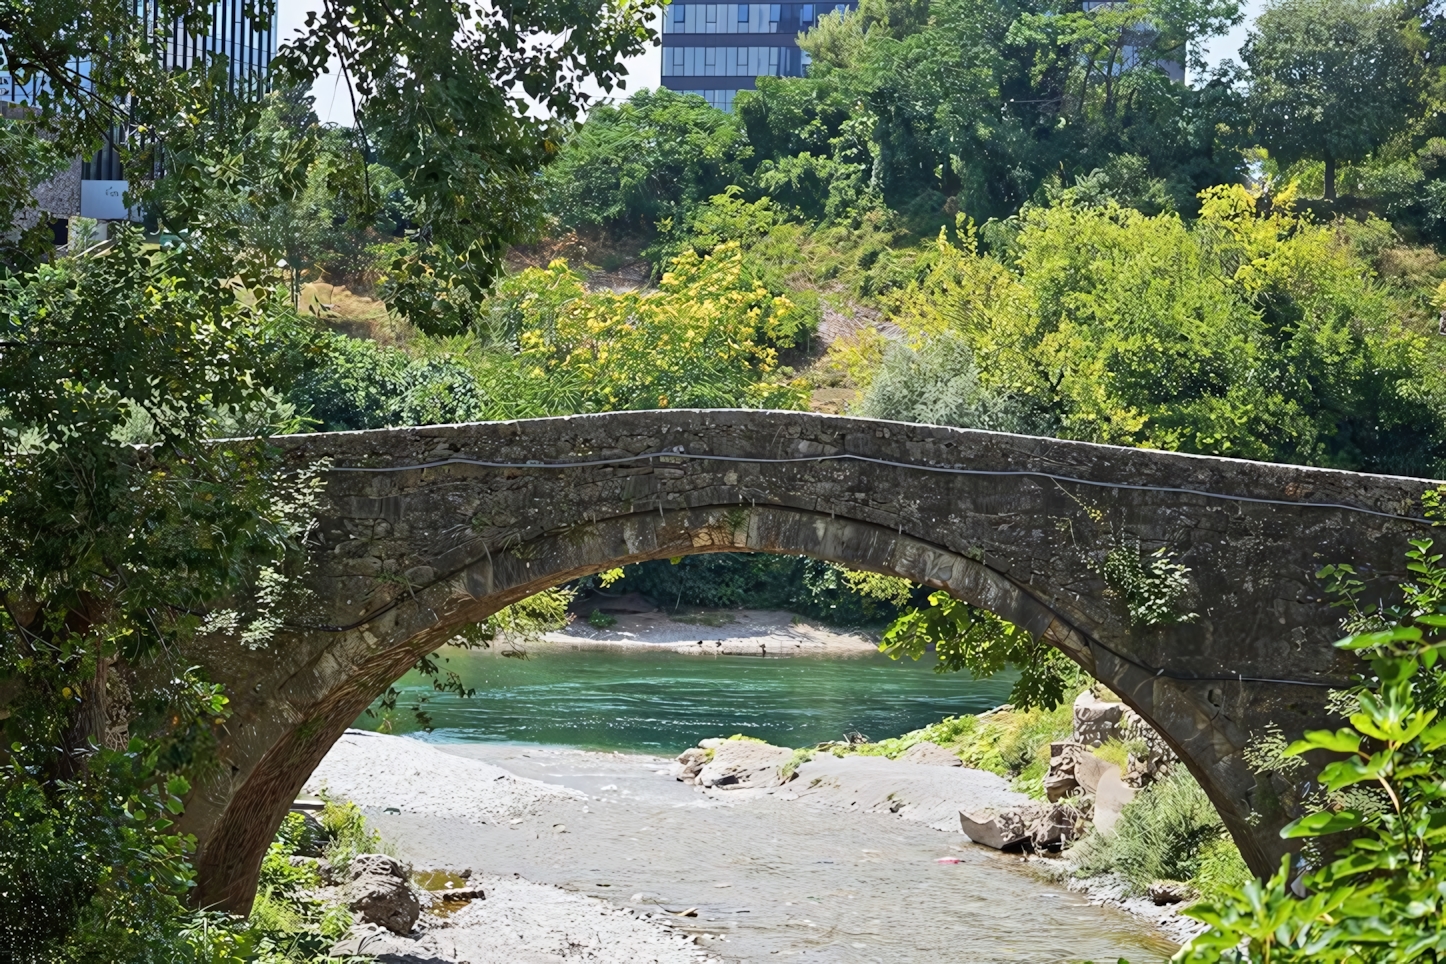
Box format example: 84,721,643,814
173,410,1436,912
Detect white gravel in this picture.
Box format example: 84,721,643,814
304,730,583,823
335,873,712,964
777,752,1032,831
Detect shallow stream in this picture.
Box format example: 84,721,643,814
355,645,1176,962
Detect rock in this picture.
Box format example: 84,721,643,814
1044,742,1085,801
1148,880,1193,905
1120,707,1180,788
959,807,1030,850
675,747,709,784
1026,801,1088,851
695,740,795,789
961,801,1088,852
347,853,420,934
435,885,485,902
1073,691,1126,747
316,857,342,885
1092,768,1138,835
1074,752,1117,796
899,742,962,767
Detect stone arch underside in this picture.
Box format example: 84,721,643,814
171,410,1439,913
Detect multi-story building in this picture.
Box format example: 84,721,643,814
660,1,854,111
3,0,276,227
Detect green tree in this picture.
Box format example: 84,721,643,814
543,88,750,237
0,0,656,956
1244,0,1424,199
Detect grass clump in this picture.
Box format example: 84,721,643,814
1067,768,1247,898
824,697,1077,798
318,798,384,870
1090,738,1140,774
248,808,372,962
780,746,816,780
958,701,1077,797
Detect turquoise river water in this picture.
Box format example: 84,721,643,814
354,646,1018,751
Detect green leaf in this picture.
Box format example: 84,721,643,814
1282,809,1365,838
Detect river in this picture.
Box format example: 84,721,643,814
353,645,1017,751
351,645,1178,962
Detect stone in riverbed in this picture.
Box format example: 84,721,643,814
959,807,1030,850
1148,880,1192,905
347,853,420,934
960,802,1088,852
675,747,709,784
695,740,795,789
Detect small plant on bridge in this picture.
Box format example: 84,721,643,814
1176,537,1446,961
1101,541,1198,629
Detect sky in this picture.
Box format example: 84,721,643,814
276,0,1263,128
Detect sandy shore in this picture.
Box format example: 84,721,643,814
315,732,1177,962
539,609,879,657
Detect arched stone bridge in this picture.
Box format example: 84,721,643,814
178,410,1439,912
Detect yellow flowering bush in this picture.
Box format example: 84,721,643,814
512,242,809,411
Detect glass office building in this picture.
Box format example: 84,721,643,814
2,0,276,220
661,2,854,111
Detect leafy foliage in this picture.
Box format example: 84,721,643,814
1244,0,1425,198
879,591,1084,709
1070,769,1248,898
866,188,1446,476
603,555,923,626
288,242,812,429
1177,531,1446,961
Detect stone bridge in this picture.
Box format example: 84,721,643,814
176,410,1439,912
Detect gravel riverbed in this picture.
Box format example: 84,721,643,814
312,731,1177,963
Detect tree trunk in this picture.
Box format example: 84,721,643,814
1324,154,1336,201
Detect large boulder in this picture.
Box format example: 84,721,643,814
347,853,420,934
1043,742,1118,801
1092,769,1138,835
675,747,709,784
1073,691,1126,747
695,739,795,789
960,802,1088,852
959,807,1031,850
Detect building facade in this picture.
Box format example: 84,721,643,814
3,0,276,223
660,1,854,111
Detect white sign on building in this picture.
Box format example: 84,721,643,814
79,180,139,220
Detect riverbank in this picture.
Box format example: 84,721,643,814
310,731,1177,962
539,608,879,657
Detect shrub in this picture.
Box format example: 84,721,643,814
1069,768,1235,895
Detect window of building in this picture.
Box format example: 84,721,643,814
802,3,814,22
738,3,748,21
706,4,717,23
674,4,686,23
671,47,684,73
770,3,781,27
